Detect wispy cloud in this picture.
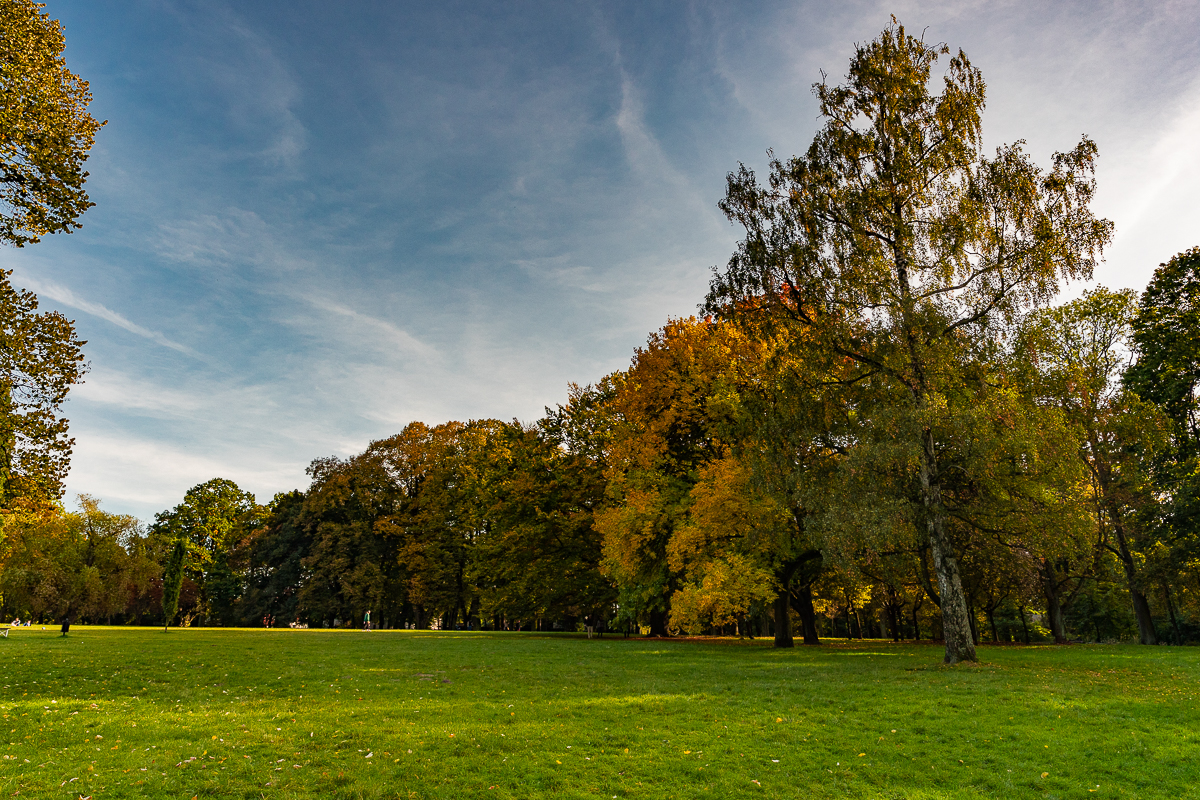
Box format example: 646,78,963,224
20,276,204,359
1102,75,1200,246
176,2,309,170
74,368,206,416
303,297,440,361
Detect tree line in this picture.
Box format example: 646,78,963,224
0,19,1195,660
6,252,1198,652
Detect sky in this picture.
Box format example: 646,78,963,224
4,0,1198,521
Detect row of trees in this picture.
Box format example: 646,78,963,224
0,21,1195,660
6,246,1197,651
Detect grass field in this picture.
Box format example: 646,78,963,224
0,628,1196,799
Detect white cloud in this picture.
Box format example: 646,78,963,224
1094,75,1200,285
303,296,440,361
67,432,305,518
73,369,206,416
19,276,203,359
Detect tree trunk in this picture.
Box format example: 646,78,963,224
919,429,977,662
467,597,481,631
1040,559,1068,644
1019,605,1030,644
1112,527,1156,644
1098,459,1157,644
887,600,901,642
911,602,921,641
1163,583,1182,645
647,608,668,637
795,584,820,645
1129,587,1157,645
773,588,794,648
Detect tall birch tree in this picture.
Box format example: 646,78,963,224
707,21,1112,662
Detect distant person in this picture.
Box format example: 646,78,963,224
363,610,371,631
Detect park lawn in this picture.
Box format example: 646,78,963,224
0,629,1196,799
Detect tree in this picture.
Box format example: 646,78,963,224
299,421,478,630
1026,288,1167,644
595,318,742,636
0,495,149,625
472,418,615,630
707,21,1112,662
0,270,87,511
1126,247,1200,452
408,419,504,630
151,479,259,625
666,454,787,639
240,491,310,626
161,538,185,632
295,450,401,628
0,2,96,519
701,322,847,647
0,0,104,246
1125,246,1200,635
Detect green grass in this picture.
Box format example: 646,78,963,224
0,628,1196,799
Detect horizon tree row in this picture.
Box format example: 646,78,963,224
4,245,1197,647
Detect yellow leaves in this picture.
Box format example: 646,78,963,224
596,487,667,582
0,0,104,245
669,554,775,634
1041,772,1049,778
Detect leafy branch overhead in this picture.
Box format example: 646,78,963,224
0,0,104,246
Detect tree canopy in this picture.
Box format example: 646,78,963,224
0,1,94,523
0,0,103,246
0,269,86,511
705,21,1112,662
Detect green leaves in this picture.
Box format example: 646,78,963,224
161,538,187,630
151,479,260,626
0,0,104,246
708,20,1117,662
0,269,87,510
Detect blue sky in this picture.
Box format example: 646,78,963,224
5,0,1199,520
